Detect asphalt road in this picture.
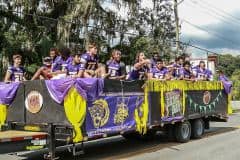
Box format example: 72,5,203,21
0,112,240,160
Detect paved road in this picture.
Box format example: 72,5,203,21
129,129,240,160
0,112,240,160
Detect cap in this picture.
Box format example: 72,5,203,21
43,57,52,66
43,57,52,62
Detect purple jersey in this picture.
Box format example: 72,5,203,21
7,66,25,82
151,67,168,79
196,68,213,80
128,65,149,80
51,56,60,71
180,68,192,79
173,63,182,77
150,58,157,68
106,60,125,77
192,65,199,76
80,53,98,70
66,63,81,76
52,56,73,72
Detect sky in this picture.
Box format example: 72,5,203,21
104,0,240,57
178,0,240,56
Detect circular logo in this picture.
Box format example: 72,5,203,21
25,91,43,114
89,99,110,128
203,91,211,105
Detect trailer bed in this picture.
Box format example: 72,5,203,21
0,130,47,154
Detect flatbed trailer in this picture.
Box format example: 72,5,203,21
0,130,47,154
0,79,231,159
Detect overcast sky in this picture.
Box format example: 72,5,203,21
178,0,240,56
106,0,240,56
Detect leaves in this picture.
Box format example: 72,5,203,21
0,0,176,79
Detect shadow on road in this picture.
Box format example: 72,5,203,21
13,126,238,160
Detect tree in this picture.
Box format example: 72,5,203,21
218,54,240,77
231,69,240,100
0,0,177,77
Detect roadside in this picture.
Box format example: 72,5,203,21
231,101,240,112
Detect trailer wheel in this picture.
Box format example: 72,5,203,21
175,121,191,143
191,119,204,139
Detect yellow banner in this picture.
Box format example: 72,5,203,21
64,87,87,143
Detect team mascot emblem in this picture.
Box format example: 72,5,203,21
114,98,129,125
25,91,43,114
89,99,110,128
203,91,211,105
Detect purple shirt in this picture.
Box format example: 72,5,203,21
80,53,99,70
173,63,182,77
151,67,168,79
180,68,192,79
66,63,81,76
150,58,157,69
106,60,125,77
51,56,60,71
128,65,149,80
7,66,25,82
52,56,73,72
196,67,213,80
192,65,199,76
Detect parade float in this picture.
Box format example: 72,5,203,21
0,78,232,159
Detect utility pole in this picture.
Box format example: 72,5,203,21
206,51,209,69
174,0,180,57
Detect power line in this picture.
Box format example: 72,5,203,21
183,0,240,38
0,7,223,55
200,0,240,23
188,0,240,28
171,40,219,55
185,1,237,27
181,19,239,48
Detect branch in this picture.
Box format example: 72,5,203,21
0,10,26,27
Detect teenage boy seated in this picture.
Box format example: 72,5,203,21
179,61,195,81
31,57,53,80
4,53,26,82
149,58,168,80
79,43,106,78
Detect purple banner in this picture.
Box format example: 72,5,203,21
219,75,232,94
161,116,184,122
0,82,20,105
45,78,104,104
86,95,143,138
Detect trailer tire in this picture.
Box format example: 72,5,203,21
175,121,191,143
191,119,204,139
